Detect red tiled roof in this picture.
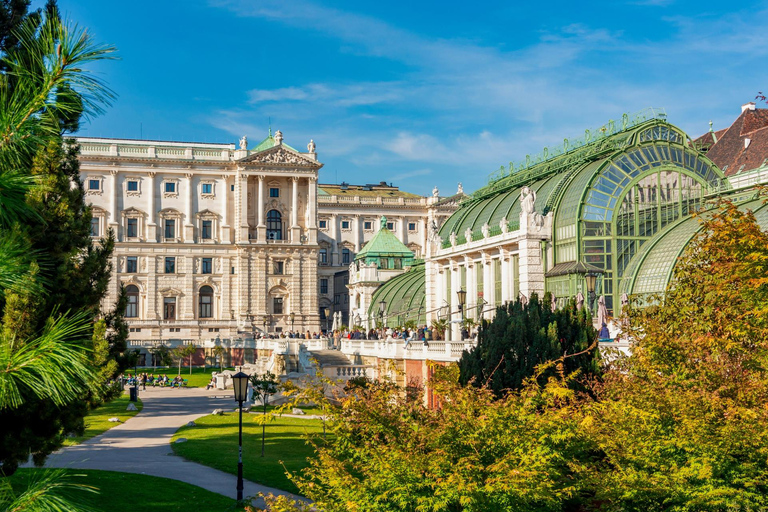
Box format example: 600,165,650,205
698,108,768,176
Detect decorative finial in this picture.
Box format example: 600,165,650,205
380,216,387,229
709,120,714,133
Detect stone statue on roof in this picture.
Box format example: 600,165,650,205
521,185,536,215
457,183,464,194
432,186,439,198
307,139,316,153
429,219,439,241
239,136,248,150
274,130,283,145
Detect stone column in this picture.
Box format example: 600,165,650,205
330,214,338,266
109,170,119,235
238,173,249,243
398,217,406,243
307,176,317,237
184,173,194,241
353,215,361,252
482,252,492,319
147,172,157,241
220,175,230,243
464,257,475,320
290,176,300,242
420,218,427,257
257,176,265,227
500,248,511,304
450,261,460,341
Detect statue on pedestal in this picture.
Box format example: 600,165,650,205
274,130,283,145
520,186,536,214
239,136,248,150
307,139,316,153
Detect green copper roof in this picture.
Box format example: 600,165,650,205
251,133,299,153
355,216,415,264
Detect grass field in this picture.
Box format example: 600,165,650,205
63,394,142,446
171,411,326,494
129,367,236,388
7,469,235,511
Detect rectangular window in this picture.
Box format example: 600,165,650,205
165,257,175,274
334,295,340,305
231,266,235,275
269,187,280,197
408,222,416,231
126,218,138,238
387,222,394,230
164,182,176,193
201,258,212,274
273,261,284,275
88,179,100,191
319,249,327,265
231,184,235,191
319,220,327,229
90,217,100,237
126,256,138,273
341,220,350,229
201,220,212,239
163,297,176,320
201,183,212,194
273,297,283,314
342,249,351,264
126,180,138,192
320,278,328,294
164,219,175,239
393,258,402,270
364,221,372,230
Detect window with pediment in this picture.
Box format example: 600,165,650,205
159,209,183,242
121,208,145,242
196,210,219,243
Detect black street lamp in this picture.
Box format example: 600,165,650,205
379,299,387,333
232,371,249,502
457,288,467,319
262,316,268,334
585,271,598,310
290,311,295,331
323,306,330,333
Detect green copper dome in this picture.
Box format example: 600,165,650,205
354,216,415,269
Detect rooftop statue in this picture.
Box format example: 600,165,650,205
274,130,283,145
521,185,536,214
307,139,316,153
432,186,439,198
457,182,464,194
239,135,247,150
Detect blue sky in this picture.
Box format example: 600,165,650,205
55,0,768,196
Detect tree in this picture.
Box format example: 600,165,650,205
0,8,116,476
175,343,197,375
149,344,173,371
583,198,768,510
459,292,599,396
212,344,225,372
250,371,280,457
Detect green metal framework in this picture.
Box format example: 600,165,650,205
367,263,426,328
436,113,727,313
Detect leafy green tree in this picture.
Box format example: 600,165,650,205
584,198,768,510
212,344,225,372
149,344,173,371
175,343,197,375
459,292,599,395
250,371,280,457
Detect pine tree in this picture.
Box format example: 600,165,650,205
458,292,599,396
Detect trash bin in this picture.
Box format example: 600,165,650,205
129,386,138,402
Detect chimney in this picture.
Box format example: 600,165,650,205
742,102,756,113
745,137,751,149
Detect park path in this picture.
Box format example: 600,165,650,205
38,386,305,504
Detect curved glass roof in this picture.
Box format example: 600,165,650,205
367,262,426,327
621,197,768,298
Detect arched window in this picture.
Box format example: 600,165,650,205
125,285,139,318
199,286,213,318
266,210,282,240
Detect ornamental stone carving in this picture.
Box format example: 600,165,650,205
481,222,489,238
243,147,313,166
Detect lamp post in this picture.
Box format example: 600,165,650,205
379,299,387,336
585,271,598,311
232,371,249,502
323,306,330,333
289,311,295,332
457,288,467,341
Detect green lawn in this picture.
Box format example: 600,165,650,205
133,367,236,388
7,469,235,511
171,411,326,494
64,393,142,445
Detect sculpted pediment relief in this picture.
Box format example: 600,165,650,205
239,146,319,167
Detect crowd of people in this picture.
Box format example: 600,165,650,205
118,373,187,389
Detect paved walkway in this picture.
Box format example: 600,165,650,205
38,386,305,505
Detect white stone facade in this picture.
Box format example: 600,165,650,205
78,135,323,340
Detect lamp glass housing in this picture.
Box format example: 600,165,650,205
457,288,467,307
323,307,330,318
232,371,249,403
290,311,295,321
585,273,597,294
379,300,386,314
